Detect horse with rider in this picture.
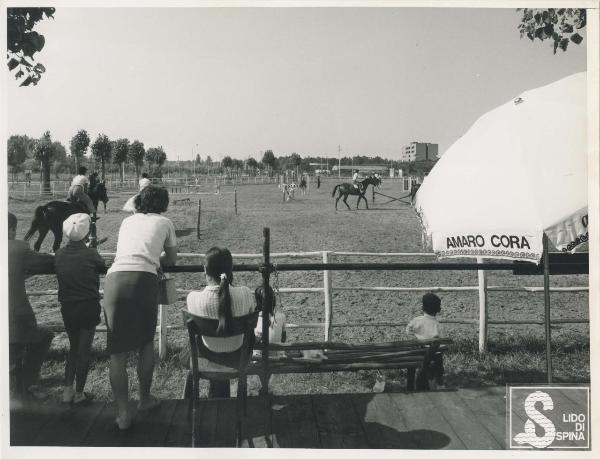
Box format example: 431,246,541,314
25,166,109,252
331,171,381,210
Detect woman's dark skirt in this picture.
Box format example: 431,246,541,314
103,271,158,354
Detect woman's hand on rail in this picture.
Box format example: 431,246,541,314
160,246,178,267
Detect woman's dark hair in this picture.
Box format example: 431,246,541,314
205,247,234,335
78,166,88,175
422,293,441,316
134,185,169,214
141,172,149,178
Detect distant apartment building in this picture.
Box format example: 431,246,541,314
400,142,438,162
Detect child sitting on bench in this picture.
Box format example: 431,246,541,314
373,293,445,393
406,293,445,390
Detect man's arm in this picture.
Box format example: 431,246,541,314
24,247,55,277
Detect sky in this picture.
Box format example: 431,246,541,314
6,5,587,162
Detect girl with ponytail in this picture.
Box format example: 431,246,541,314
186,247,256,397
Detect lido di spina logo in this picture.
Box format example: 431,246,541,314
509,386,590,450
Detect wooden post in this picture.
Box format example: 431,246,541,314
261,227,271,395
323,251,333,341
159,303,167,359
372,185,375,203
543,234,553,383
196,200,201,239
234,188,238,215
89,215,98,248
477,257,488,353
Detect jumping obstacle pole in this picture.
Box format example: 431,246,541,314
372,189,412,205
282,185,295,202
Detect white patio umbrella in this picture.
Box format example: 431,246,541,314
414,72,588,382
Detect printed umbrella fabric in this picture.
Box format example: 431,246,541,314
414,72,588,264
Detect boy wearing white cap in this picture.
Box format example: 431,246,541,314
54,213,106,404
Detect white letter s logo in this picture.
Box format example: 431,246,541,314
513,391,556,448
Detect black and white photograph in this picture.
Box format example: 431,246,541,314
2,0,598,453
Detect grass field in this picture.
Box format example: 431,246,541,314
8,177,590,401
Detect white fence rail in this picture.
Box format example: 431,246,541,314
7,176,281,197
27,250,588,359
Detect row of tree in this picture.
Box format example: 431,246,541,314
197,150,435,177
7,130,168,192
8,131,437,187
67,130,167,181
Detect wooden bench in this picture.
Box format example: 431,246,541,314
249,338,451,392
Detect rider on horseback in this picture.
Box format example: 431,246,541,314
352,169,363,192
67,166,96,215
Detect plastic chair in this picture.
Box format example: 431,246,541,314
182,309,259,447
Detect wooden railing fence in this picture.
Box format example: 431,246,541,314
27,248,588,359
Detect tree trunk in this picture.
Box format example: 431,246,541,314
41,161,52,194
101,159,106,180
135,163,140,182
75,155,81,173
119,162,124,183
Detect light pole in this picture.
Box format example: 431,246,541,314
192,144,199,177
337,145,341,178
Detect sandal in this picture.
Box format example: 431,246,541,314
73,392,94,405
114,416,134,432
138,396,160,413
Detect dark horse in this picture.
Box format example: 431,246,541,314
24,179,109,252
331,175,381,210
88,173,109,212
299,176,307,195
410,182,421,202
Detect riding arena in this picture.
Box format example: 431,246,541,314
8,174,589,405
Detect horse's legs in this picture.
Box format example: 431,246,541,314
358,194,368,209
342,193,352,210
51,226,63,252
334,192,341,210
24,219,38,241
34,226,49,252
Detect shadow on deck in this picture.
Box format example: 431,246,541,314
10,387,508,449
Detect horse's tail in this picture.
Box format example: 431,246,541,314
24,206,46,241
331,184,340,197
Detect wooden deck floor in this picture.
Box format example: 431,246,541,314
10,386,511,449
